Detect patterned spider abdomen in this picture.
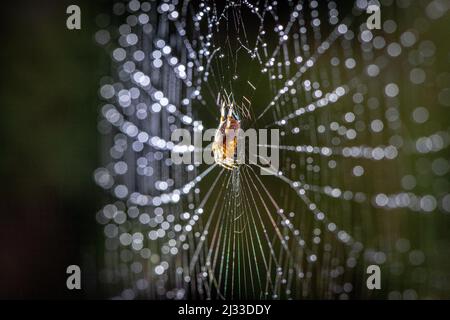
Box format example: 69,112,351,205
212,116,240,170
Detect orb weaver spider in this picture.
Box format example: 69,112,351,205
212,92,241,170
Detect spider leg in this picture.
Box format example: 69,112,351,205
227,103,234,117
216,92,221,106
226,103,234,128
220,101,225,122
234,111,240,121
219,162,233,171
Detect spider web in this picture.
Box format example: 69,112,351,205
94,0,450,299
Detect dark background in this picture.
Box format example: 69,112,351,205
0,0,110,299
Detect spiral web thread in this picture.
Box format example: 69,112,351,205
94,0,450,299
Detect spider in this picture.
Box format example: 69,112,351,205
212,93,241,170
